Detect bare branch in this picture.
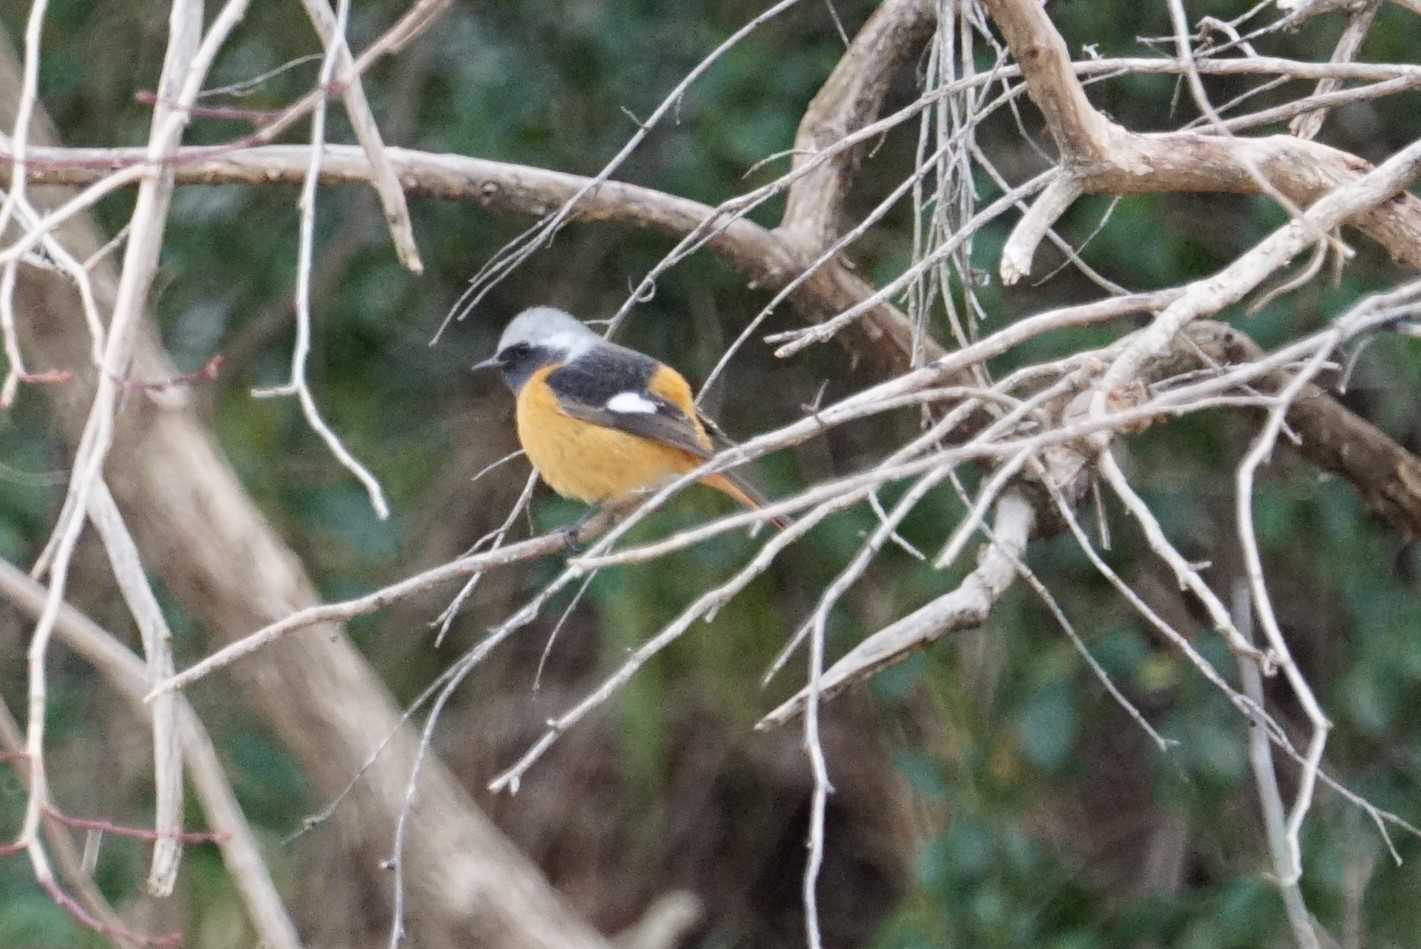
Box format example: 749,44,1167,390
979,0,1421,279
18,0,227,915
780,0,936,245
1289,0,1381,140
1234,344,1338,883
85,483,182,896
758,487,1035,729
0,557,301,948
997,171,1082,287
1089,134,1421,422
295,0,428,272
250,0,391,519
146,515,605,699
1233,583,1323,949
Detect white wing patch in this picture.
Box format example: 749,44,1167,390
606,391,659,415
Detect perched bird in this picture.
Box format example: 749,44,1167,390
475,306,785,527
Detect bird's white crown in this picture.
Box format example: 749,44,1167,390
498,306,599,360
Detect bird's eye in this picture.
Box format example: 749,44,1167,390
502,342,532,361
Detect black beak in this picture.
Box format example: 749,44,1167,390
472,354,502,372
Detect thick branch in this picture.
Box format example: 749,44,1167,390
1075,133,1421,269
1182,322,1421,540
980,0,1421,277
5,141,945,370
978,0,1117,161
780,0,937,245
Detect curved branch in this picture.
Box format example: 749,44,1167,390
999,174,1081,285
980,0,1421,277
780,0,937,245
977,0,1117,160
12,139,1419,550
7,141,945,370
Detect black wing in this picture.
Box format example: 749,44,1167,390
549,350,784,524
545,347,712,459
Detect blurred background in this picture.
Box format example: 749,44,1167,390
1,1,1420,946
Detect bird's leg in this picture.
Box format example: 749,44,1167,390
559,504,623,553
559,509,598,553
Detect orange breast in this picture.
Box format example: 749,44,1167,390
515,366,705,505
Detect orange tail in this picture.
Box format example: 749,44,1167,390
703,472,790,530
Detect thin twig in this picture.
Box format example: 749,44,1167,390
250,0,389,519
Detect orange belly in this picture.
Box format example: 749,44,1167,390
516,370,702,504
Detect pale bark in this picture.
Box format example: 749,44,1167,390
0,30,610,949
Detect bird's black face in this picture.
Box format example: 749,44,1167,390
478,341,556,393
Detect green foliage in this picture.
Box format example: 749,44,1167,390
0,892,89,948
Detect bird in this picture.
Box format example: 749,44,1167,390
475,306,786,529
